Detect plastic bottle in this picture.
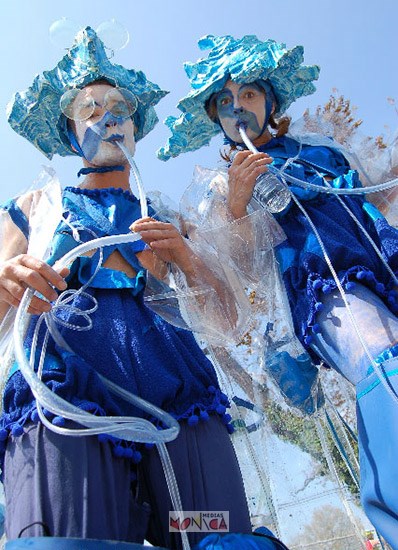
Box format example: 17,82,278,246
252,172,291,213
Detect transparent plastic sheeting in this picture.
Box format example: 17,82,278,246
117,139,252,347
176,161,392,547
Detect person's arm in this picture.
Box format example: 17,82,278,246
133,217,248,342
132,218,204,285
0,193,68,320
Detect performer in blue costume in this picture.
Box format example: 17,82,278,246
158,34,398,548
0,27,291,550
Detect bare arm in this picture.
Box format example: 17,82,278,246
0,193,68,320
133,217,243,333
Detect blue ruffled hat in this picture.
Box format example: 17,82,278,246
7,26,168,159
158,34,320,161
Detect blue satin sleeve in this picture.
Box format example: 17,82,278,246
0,198,29,239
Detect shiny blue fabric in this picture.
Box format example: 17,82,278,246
356,358,398,549
47,186,151,279
260,136,398,356
193,531,290,549
1,199,29,240
266,350,324,414
0,187,230,472
8,27,168,159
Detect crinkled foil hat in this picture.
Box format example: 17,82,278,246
7,26,168,159
158,34,320,161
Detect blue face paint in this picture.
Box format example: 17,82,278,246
216,88,262,136
71,83,137,166
77,111,133,163
215,81,274,145
80,126,103,161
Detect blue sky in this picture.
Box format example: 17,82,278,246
1,0,397,203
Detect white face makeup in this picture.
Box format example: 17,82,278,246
72,83,136,166
215,80,268,143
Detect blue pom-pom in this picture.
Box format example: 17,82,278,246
0,429,8,441
52,416,65,427
322,284,332,294
315,302,324,312
199,410,210,422
365,272,374,282
312,279,323,290
216,404,226,415
113,445,125,457
208,385,216,394
356,271,367,280
132,451,142,464
375,282,385,293
11,424,24,437
345,281,356,291
304,335,314,345
220,393,230,405
30,409,40,423
222,413,232,425
188,414,199,426
98,433,109,443
227,423,235,434
312,323,321,334
145,442,155,450
123,448,134,459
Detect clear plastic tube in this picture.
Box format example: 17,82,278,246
238,125,398,196
14,283,179,442
12,151,190,545
240,124,398,409
117,141,148,218
291,193,398,407
12,213,183,444
87,125,148,217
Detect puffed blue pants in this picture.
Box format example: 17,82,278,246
3,416,252,549
312,284,398,549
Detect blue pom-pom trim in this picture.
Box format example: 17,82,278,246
0,385,233,478
304,265,398,354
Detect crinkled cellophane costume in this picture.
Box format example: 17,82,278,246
156,34,398,549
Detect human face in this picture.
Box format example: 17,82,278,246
215,80,269,143
72,83,136,166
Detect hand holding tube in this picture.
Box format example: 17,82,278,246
0,254,68,316
132,217,201,284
